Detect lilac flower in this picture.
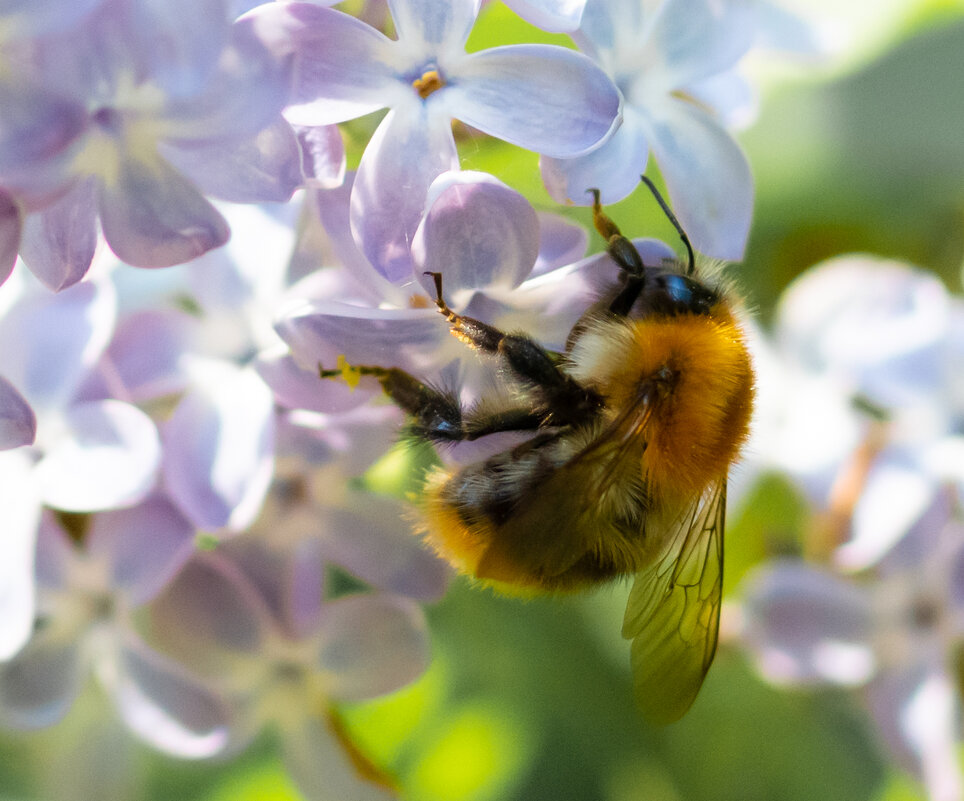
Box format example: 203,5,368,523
279,169,674,391
502,0,587,31
740,490,964,801
0,269,161,657
251,0,621,281
541,0,758,259
146,542,431,798
0,500,233,759
8,0,298,289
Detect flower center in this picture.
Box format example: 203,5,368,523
413,68,445,99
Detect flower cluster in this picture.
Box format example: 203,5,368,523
736,256,964,801
0,0,820,798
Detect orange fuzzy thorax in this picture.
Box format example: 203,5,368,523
567,305,754,504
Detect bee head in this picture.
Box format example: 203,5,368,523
637,269,720,317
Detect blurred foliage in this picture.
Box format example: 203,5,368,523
2,2,962,801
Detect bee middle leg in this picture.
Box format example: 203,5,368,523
319,362,544,443
423,272,600,426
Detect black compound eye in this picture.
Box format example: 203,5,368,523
656,273,717,314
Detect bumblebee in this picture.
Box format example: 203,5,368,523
323,178,754,723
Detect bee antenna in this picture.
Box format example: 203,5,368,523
639,176,695,276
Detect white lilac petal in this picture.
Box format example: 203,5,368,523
0,450,41,659
643,96,753,260
541,106,650,205
836,456,937,573
283,714,396,801
866,667,963,801
258,3,398,126
164,363,275,531
350,104,460,283
98,156,230,268
0,278,116,414
685,69,757,130
317,594,430,701
504,0,586,32
277,301,448,374
128,0,231,98
281,404,404,477
160,13,291,143
162,118,302,204
0,628,82,728
740,561,876,686
446,44,621,158
0,374,36,449
323,493,449,601
113,635,233,758
35,399,161,512
641,0,755,91
572,0,643,67
146,552,270,676
775,257,949,402
388,0,479,53
752,0,832,57
103,310,194,402
297,124,346,189
529,212,587,278
255,351,375,414
412,171,539,296
19,178,98,292
0,189,20,287
87,495,196,605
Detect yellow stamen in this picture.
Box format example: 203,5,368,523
336,354,362,390
413,69,444,99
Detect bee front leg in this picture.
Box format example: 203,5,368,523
423,272,600,427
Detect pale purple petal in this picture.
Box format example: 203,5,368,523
447,45,620,157
686,69,757,129
283,715,395,801
504,0,585,32
866,667,963,800
412,171,538,296
297,124,346,189
740,561,876,686
19,177,97,291
113,635,233,758
642,0,755,91
0,628,82,728
146,552,270,676
129,0,231,97
277,301,447,374
388,0,479,50
0,279,116,414
102,310,194,401
644,97,753,259
0,451,41,659
255,351,375,414
256,3,397,125
323,492,449,600
162,118,302,204
34,511,75,592
163,364,275,531
98,156,230,268
541,106,650,205
350,105,459,282
318,594,430,701
529,212,587,277
0,189,20,287
35,399,161,512
87,495,196,605
0,374,35,449
0,0,107,37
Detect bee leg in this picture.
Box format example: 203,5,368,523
424,272,600,426
319,362,544,442
320,362,463,441
588,188,645,278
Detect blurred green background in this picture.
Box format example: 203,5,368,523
3,2,964,800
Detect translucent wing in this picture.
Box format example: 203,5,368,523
621,479,726,724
